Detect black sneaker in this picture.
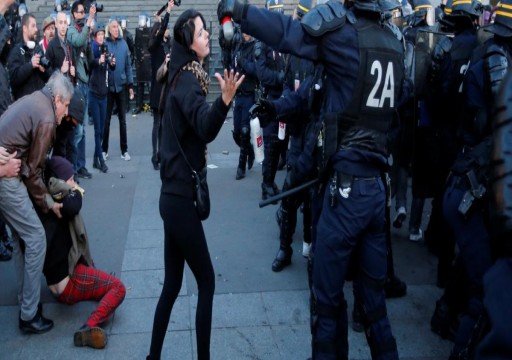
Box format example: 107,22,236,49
77,167,92,179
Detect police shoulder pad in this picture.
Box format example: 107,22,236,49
385,22,403,41
301,0,347,37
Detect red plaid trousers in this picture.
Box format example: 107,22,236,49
58,264,126,327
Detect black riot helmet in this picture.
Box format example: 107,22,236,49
450,0,483,18
411,0,436,25
485,0,512,37
380,0,404,26
266,0,285,13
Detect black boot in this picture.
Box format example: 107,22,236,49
261,182,277,202
272,208,295,272
98,158,108,173
236,147,247,180
247,146,255,170
236,166,245,180
237,126,249,179
93,156,101,170
272,247,292,272
384,275,407,298
431,299,458,341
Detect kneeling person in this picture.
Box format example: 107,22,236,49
41,156,126,349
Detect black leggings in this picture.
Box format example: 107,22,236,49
149,193,215,360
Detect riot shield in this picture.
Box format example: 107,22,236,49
414,29,451,99
135,27,152,82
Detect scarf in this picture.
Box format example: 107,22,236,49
181,61,210,95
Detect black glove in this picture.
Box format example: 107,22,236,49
249,98,276,128
217,0,245,23
218,27,232,51
283,168,299,192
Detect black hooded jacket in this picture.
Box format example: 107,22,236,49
159,39,230,198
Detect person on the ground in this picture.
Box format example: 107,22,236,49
41,156,126,349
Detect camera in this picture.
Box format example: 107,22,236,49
156,0,181,17
91,1,103,12
78,0,103,12
35,49,51,69
99,43,108,54
98,44,113,63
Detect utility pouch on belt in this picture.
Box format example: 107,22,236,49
457,169,486,217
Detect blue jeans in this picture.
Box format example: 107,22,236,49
75,82,89,171
89,92,107,159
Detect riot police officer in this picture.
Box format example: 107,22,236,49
476,68,512,360
231,30,258,180
218,0,407,357
133,13,152,115
441,1,510,357
426,0,485,336
271,0,316,272
256,0,286,201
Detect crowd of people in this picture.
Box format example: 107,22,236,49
0,0,178,349
1,0,512,358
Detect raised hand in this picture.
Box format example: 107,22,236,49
215,69,245,106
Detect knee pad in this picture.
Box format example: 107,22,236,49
310,287,348,358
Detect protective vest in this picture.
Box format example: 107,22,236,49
337,17,405,153
452,38,511,180
235,40,258,95
446,29,478,103
258,42,285,98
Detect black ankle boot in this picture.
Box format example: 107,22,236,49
99,158,108,173
236,166,245,180
93,156,101,170
272,248,292,272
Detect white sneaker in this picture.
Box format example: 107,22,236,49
409,229,423,242
121,152,131,161
102,152,108,161
302,241,311,258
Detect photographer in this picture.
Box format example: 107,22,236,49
66,0,96,179
89,23,114,173
0,0,15,115
148,0,174,170
7,13,50,100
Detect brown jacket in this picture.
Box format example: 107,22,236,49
0,88,58,212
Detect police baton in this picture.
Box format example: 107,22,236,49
259,178,319,208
